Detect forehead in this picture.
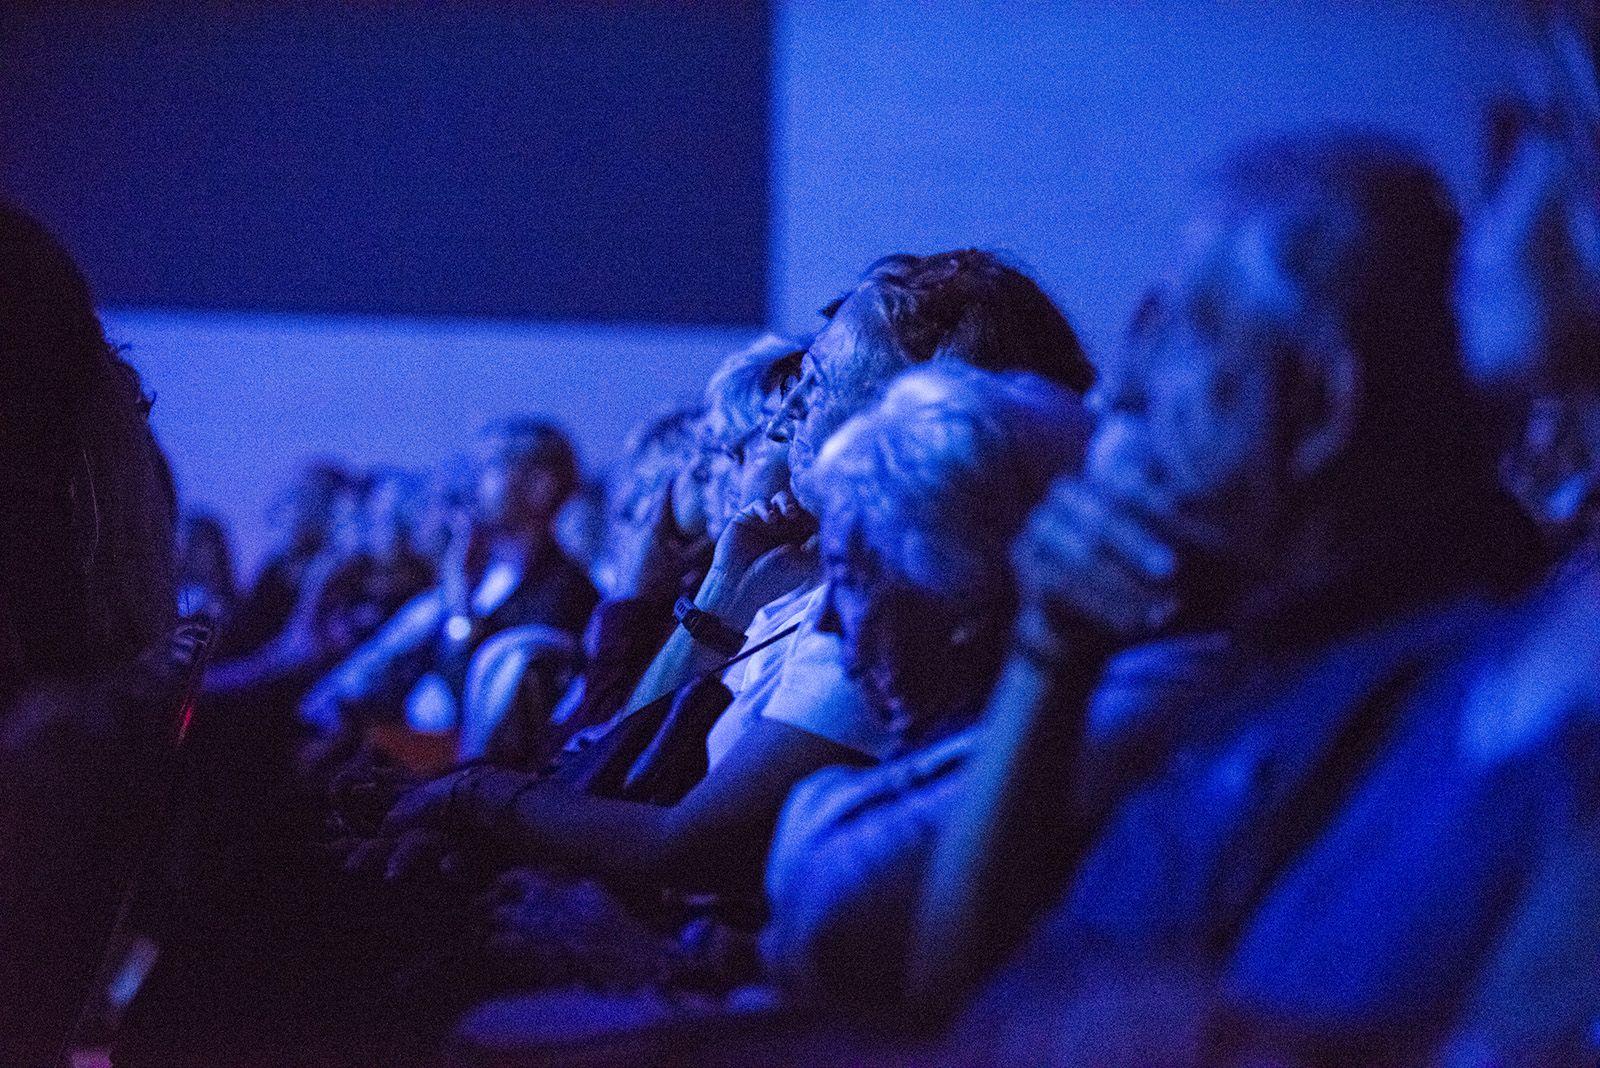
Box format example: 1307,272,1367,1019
1102,223,1251,385
807,288,892,377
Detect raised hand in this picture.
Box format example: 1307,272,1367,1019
697,489,820,630
1013,476,1184,650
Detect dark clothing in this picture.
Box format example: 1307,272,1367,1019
1219,571,1600,1060
553,596,676,742
955,589,1513,1062
433,546,597,704
316,551,437,655
216,555,305,660
761,633,1235,1013
348,542,597,727
115,546,597,1066
0,659,183,1068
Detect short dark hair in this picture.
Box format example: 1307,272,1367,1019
480,417,581,508
841,249,1095,394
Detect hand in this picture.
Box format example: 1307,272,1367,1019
336,766,480,883
380,768,471,835
299,665,359,734
709,489,817,578
324,745,421,836
340,825,471,884
1460,569,1600,769
610,482,715,602
472,868,665,987
1014,477,1185,648
697,490,820,630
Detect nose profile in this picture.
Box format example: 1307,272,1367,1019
767,403,796,443
769,369,816,442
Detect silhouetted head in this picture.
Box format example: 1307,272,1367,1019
470,417,581,538
702,333,805,531
268,460,356,559
0,201,176,682
359,467,427,562
772,249,1093,512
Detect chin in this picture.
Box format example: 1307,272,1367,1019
789,470,822,515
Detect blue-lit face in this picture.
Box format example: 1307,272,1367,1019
817,540,908,728
1086,244,1286,579
471,436,556,533
817,516,976,731
773,290,898,513
1456,131,1600,393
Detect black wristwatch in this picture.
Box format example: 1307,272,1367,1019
674,595,747,657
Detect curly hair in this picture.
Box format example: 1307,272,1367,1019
817,362,1088,609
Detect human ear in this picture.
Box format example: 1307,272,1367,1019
1289,341,1361,483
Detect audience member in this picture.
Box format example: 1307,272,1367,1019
0,200,206,1068
16,28,1592,1061
300,419,596,747
218,461,356,659
914,134,1541,1064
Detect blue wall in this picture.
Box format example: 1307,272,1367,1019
772,0,1529,357
1,1,1540,572
2,2,769,324
111,309,754,572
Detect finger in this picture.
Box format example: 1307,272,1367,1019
381,784,441,835
1033,484,1176,582
1091,475,1230,558
386,829,447,882
1032,522,1177,635
344,836,394,877
730,501,766,530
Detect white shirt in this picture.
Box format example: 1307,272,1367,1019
705,584,897,771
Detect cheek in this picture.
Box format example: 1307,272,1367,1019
1156,362,1275,503
739,447,790,505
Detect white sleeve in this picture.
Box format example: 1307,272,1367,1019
759,610,898,761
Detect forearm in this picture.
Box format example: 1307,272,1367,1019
909,634,1110,1011
464,776,700,885
578,598,675,716
620,627,721,714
